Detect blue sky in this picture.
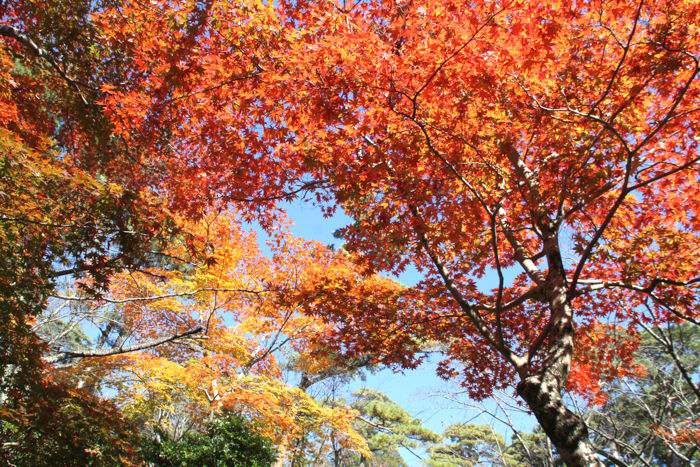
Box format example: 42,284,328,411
261,198,536,465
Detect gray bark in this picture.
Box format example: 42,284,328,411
518,376,602,466
519,280,604,467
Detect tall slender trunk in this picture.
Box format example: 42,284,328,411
519,271,603,466
517,375,601,466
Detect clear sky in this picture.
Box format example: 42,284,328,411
259,198,537,465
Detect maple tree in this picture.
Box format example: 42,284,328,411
0,0,178,407
435,323,700,466
40,212,414,462
0,379,140,465
0,5,179,452
1,0,698,465
0,0,322,417
250,1,698,464
0,0,306,457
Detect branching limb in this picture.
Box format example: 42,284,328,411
51,286,265,304
46,326,204,363
0,24,91,105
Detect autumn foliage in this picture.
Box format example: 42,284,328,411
43,212,390,460
1,0,698,465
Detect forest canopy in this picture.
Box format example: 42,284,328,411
0,0,697,465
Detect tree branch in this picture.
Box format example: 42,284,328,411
46,326,204,363
0,24,91,106
51,286,265,304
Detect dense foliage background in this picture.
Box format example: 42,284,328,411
0,0,697,465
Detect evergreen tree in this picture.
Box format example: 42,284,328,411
332,389,440,466
142,412,276,467
428,423,519,466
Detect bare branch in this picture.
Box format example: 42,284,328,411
46,326,204,363
51,286,265,304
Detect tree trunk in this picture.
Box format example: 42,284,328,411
273,434,289,467
517,376,602,466
521,248,604,466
